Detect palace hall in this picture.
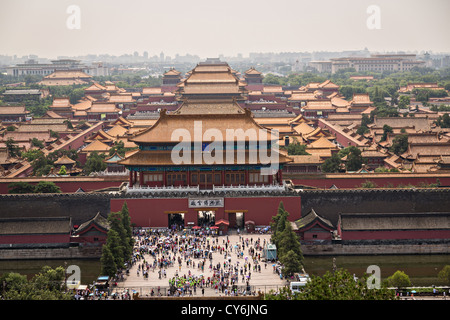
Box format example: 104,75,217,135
111,60,301,229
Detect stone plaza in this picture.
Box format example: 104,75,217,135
113,233,289,298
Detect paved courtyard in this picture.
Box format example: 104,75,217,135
114,233,289,298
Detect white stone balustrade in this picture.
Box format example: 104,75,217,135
125,182,286,194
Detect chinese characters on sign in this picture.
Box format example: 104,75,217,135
189,198,224,208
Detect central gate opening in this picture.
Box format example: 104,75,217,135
197,210,216,227
228,211,245,229
168,212,185,230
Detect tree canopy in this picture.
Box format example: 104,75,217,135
0,266,73,300
8,181,61,194
321,153,343,173
286,139,310,156
270,202,304,277
438,265,450,285
101,202,134,277
435,113,450,128
386,270,411,289
339,146,364,172
265,268,397,300
83,152,107,175
389,134,409,156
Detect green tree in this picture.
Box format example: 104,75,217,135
360,180,377,188
435,113,450,128
22,149,44,162
0,272,30,299
0,266,72,300
342,146,364,172
83,152,107,174
265,269,398,300
380,125,393,142
386,270,411,289
398,95,410,109
339,85,366,100
31,138,45,149
356,125,369,135
30,152,53,176
8,182,36,194
269,202,303,277
277,221,304,277
369,86,387,105
389,134,408,156
361,114,373,127
287,140,310,156
438,265,450,285
108,140,130,157
270,202,289,248
373,105,399,118
5,138,21,158
107,209,133,267
49,130,59,139
100,245,117,278
47,149,78,164
321,153,342,173
104,228,125,270
280,249,303,278
120,202,134,254
58,165,67,175
263,74,285,85
25,97,52,117
356,114,373,135
63,119,74,129
266,269,397,300
34,181,61,193
68,87,86,104
100,203,134,277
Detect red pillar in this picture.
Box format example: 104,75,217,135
163,168,166,186
278,169,283,185
129,170,133,187
187,168,190,186
139,171,143,187
221,170,225,186
245,169,249,185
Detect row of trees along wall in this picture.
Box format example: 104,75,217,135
270,202,304,277
100,202,134,278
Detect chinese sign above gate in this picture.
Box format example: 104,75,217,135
188,198,224,208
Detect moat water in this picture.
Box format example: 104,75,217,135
303,254,450,286
0,254,449,287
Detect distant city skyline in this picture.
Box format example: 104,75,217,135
1,0,449,60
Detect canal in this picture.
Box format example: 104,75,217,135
303,254,450,286
1,254,449,288
0,259,102,285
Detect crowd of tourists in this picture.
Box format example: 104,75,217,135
128,227,270,297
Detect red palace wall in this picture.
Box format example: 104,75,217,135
341,229,450,241
110,196,301,228
303,230,331,241
0,234,70,245
288,174,450,189
0,178,125,194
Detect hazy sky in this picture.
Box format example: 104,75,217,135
1,0,449,59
